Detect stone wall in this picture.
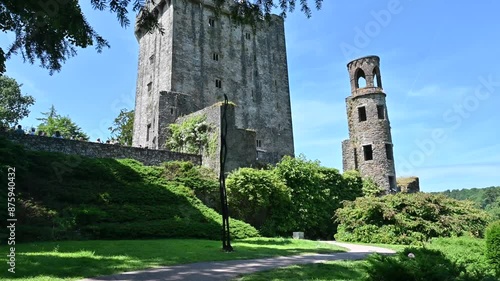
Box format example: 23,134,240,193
3,133,201,166
397,177,420,193
175,103,256,173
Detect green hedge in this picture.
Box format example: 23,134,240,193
0,137,258,242
335,193,490,245
486,220,500,277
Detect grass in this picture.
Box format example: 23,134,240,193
235,260,367,281
236,237,496,281
0,237,346,281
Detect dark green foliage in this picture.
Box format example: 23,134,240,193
0,75,35,127
108,108,134,146
1,1,322,74
163,161,220,210
223,156,363,239
335,193,490,245
0,137,258,243
363,247,482,281
435,186,500,220
485,221,500,277
226,168,292,236
427,237,496,279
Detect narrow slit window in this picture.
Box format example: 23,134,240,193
256,139,262,148
385,143,393,160
149,54,155,64
212,53,219,61
245,32,251,40
215,79,222,88
358,106,367,122
147,82,152,93
170,108,174,115
377,105,385,119
146,124,151,142
354,148,359,169
363,144,373,161
208,18,215,27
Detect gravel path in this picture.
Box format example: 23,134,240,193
80,241,395,281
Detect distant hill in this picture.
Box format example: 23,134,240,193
0,137,258,242
433,186,500,220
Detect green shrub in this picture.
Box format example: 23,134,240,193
0,137,259,242
363,247,480,281
335,193,490,245
226,167,291,236
485,220,500,277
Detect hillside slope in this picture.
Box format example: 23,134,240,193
0,137,258,242
434,186,500,220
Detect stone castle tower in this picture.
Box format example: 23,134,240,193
132,0,294,165
341,56,397,192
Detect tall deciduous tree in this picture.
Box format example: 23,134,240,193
0,0,322,74
36,105,89,140
108,108,134,146
0,75,35,127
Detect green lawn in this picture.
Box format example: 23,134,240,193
0,238,346,281
235,260,367,281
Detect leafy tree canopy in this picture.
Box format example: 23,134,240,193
108,108,134,146
0,75,35,127
36,105,89,140
0,0,322,75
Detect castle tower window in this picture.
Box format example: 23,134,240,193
212,53,219,61
358,106,367,122
385,143,393,160
170,108,174,115
208,17,215,27
149,54,155,64
373,66,382,88
146,124,151,141
147,82,152,94
377,105,385,119
215,79,222,88
355,68,366,88
256,139,262,148
363,144,373,161
245,32,251,40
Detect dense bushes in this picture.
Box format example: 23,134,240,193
0,137,258,243
485,221,500,277
226,155,364,239
335,193,490,245
364,247,484,281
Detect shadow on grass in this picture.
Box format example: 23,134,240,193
1,242,347,280
236,261,365,281
235,239,294,246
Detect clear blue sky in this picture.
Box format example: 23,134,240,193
1,0,499,192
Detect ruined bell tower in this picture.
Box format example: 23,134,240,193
341,56,397,192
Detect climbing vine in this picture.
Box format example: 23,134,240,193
166,115,216,155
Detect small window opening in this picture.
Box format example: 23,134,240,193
147,82,152,93
358,106,367,122
245,32,251,40
215,79,222,88
146,124,151,142
385,143,393,160
149,54,155,64
373,67,382,88
212,53,219,61
363,144,373,161
354,148,359,169
377,105,385,119
208,18,215,27
170,108,174,115
256,139,262,148
388,176,396,193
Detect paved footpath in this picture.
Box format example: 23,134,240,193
80,242,395,281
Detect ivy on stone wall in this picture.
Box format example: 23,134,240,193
166,115,216,155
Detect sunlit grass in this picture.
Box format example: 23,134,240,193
0,238,346,281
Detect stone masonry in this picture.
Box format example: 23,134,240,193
342,56,397,192
132,0,294,168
